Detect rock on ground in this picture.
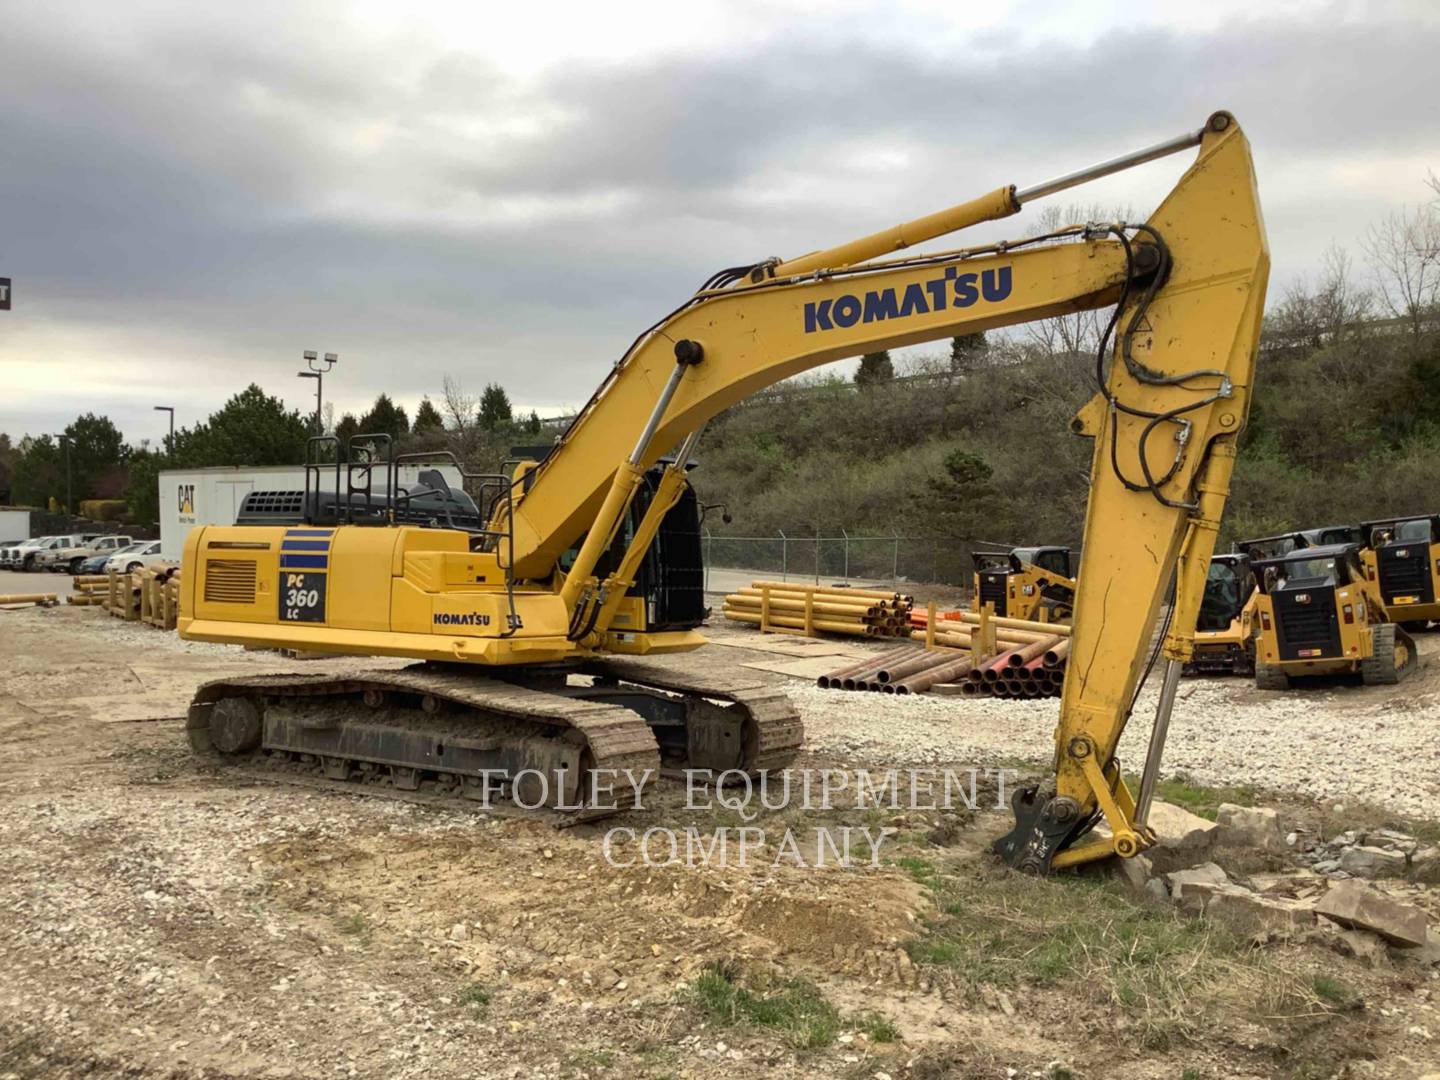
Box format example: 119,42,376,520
1315,880,1429,947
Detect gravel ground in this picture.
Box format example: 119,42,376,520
4,604,1440,1078
793,635,1440,819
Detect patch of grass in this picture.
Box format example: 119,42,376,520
1311,975,1361,1011
855,1011,900,1043
567,1048,617,1069
458,982,492,1014
1125,771,1258,821
337,911,372,942
893,855,938,883
686,965,842,1050
901,858,1292,1048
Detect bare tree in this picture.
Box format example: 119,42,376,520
1019,202,1134,359
1266,244,1373,349
441,375,476,434
1363,190,1440,336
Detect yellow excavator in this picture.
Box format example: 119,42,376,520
178,111,1268,872
972,546,1076,623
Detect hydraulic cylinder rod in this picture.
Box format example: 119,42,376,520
769,115,1225,281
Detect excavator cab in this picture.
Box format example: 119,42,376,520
971,546,1075,623
1360,514,1440,630
1251,542,1415,689
1185,553,1257,676
590,463,707,634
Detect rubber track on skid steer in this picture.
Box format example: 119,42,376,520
190,667,660,820
584,657,804,773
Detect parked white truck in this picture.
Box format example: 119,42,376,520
1,534,102,572
33,534,135,574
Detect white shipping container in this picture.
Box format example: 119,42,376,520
0,509,31,543
158,463,465,560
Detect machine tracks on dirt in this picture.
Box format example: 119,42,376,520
185,661,803,822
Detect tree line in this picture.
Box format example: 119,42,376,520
0,380,548,525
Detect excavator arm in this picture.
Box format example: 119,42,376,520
518,111,1268,870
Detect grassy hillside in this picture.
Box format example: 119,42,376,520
693,323,1440,583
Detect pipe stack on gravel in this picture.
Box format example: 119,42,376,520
67,575,111,606
0,593,59,608
724,581,913,639
914,611,1071,651
954,634,1069,698
816,643,971,693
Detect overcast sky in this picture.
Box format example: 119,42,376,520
1,0,1436,447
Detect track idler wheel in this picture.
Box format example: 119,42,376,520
209,698,264,755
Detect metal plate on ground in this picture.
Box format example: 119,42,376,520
740,656,858,680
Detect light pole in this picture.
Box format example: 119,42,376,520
298,351,338,436
153,405,175,460
52,433,72,514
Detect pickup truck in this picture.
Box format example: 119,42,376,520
34,534,135,574
0,534,103,572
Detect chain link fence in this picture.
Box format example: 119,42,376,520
701,530,977,591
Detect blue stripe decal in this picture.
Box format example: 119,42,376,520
281,539,331,552
280,554,329,570
284,529,334,537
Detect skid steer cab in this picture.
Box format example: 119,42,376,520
1185,553,1257,677
1360,514,1440,631
971,546,1075,623
1251,543,1416,690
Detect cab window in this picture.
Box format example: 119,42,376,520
1394,519,1433,543
1034,550,1069,576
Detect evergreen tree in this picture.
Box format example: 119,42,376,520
478,383,514,432
357,393,411,442
949,332,988,373
413,396,445,434
854,351,895,387
63,413,128,501
334,413,360,449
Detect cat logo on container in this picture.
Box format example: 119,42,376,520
1295,593,1311,604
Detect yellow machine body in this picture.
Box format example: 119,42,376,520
1254,580,1379,677
180,525,703,664
1250,543,1414,688
180,112,1270,871
971,557,1075,624
1358,519,1440,625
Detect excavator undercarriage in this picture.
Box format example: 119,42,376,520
186,659,803,821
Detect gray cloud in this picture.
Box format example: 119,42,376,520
1,3,1437,444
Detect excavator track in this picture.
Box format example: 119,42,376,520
187,667,661,822
582,656,804,775
185,661,803,821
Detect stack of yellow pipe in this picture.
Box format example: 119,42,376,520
67,574,112,606
722,581,914,638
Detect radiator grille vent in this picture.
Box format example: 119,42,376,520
204,559,258,604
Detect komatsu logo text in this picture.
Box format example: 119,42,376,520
803,266,1012,334
434,612,492,627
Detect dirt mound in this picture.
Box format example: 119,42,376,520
260,820,929,1002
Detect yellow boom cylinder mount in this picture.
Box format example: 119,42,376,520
769,186,1019,279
